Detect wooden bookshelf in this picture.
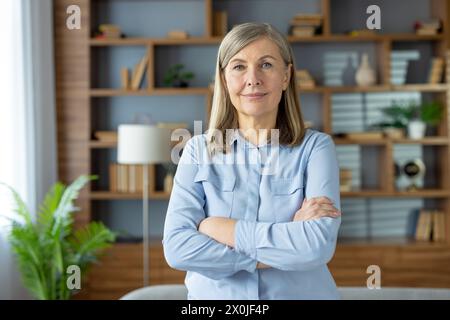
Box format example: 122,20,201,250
54,0,450,298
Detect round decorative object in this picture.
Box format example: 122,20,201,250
403,159,426,191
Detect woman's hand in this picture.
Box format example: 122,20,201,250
293,196,341,222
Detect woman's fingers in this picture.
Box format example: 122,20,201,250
293,203,341,221
302,196,334,208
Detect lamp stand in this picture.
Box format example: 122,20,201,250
143,164,149,287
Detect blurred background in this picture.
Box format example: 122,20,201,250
1,0,450,300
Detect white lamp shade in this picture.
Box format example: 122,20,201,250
117,124,172,164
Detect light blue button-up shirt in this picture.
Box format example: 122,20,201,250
163,128,341,300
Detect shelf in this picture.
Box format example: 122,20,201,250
300,84,448,93
338,237,448,248
90,191,171,200
90,84,447,97
89,36,222,46
90,88,210,97
89,34,444,47
288,33,444,43
334,137,449,145
341,189,450,198
89,137,449,149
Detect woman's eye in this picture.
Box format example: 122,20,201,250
262,62,272,69
233,65,244,71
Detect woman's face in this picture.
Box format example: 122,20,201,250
223,37,291,123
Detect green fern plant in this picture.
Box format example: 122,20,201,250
1,175,116,300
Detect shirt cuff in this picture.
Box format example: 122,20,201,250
233,252,257,273
234,220,257,259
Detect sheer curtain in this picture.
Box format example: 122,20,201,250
0,0,57,299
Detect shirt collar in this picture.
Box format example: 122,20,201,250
227,129,284,150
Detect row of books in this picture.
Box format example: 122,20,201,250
340,169,352,192
121,52,149,90
415,209,446,242
428,57,444,84
109,163,152,193
296,70,316,88
94,24,122,39
289,13,323,37
415,19,441,35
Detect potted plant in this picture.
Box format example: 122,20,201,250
1,175,116,300
373,102,411,139
420,101,443,134
405,101,443,139
163,63,195,88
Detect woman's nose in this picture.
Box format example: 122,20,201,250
246,68,262,86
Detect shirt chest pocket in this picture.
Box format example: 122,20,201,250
270,176,304,222
194,167,236,218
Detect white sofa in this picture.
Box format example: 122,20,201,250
120,284,450,300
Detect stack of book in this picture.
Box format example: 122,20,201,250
340,169,352,192
167,30,189,39
415,19,441,35
109,164,151,193
97,24,122,39
428,57,444,84
94,131,117,142
289,14,322,37
415,209,446,242
296,70,315,88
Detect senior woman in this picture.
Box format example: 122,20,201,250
163,22,342,300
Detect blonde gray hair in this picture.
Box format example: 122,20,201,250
207,22,306,155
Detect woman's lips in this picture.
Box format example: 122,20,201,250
242,93,267,100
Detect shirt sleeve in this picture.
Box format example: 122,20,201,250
163,136,257,280
234,133,341,271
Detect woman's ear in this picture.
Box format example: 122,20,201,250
283,63,292,91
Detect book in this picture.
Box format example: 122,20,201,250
131,53,149,90
167,30,189,39
291,26,316,37
432,210,446,242
296,69,316,88
121,68,129,89
415,209,432,241
428,57,444,84
109,163,117,192
213,11,228,36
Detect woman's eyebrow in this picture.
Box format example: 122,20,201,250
230,55,277,64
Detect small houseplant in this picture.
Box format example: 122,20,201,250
374,101,443,139
373,101,413,138
405,101,443,139
1,175,116,300
163,63,194,87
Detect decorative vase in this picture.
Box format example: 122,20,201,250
164,173,174,193
355,53,376,86
407,120,426,139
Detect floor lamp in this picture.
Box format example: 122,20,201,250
117,124,172,286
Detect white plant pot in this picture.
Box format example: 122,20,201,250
408,120,426,139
